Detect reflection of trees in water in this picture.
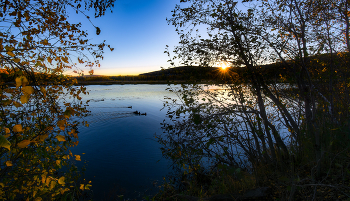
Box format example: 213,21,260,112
158,84,301,170
157,0,350,198
158,0,350,200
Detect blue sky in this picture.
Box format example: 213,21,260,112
69,0,180,76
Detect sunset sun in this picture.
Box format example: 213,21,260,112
219,62,229,70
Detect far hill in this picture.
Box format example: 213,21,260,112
140,66,218,76
73,64,289,84
138,65,287,82
71,52,350,85
139,66,222,81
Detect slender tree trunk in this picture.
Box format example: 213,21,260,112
256,84,277,163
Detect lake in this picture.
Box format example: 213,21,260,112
68,83,293,200
70,84,176,200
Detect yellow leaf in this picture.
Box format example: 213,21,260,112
56,135,66,142
38,134,48,142
57,120,66,130
78,58,84,64
15,76,28,88
6,161,12,166
17,140,30,148
80,184,84,190
42,39,49,45
85,184,92,190
49,180,56,190
67,129,76,136
64,108,73,118
56,160,61,165
58,176,65,185
7,51,15,57
45,177,51,186
4,128,10,134
40,86,46,94
34,197,42,201
41,175,46,184
24,12,30,21
47,57,52,63
0,183,4,187
13,101,22,108
5,46,14,51
60,188,69,194
75,155,81,161
20,94,30,104
13,124,23,132
15,77,22,88
22,86,34,95
0,135,10,150
13,58,20,63
9,11,17,16
62,57,69,63
22,76,29,85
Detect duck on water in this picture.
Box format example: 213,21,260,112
133,111,147,116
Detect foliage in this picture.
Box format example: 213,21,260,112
0,0,114,199
157,0,350,199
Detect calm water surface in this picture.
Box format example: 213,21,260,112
69,84,293,200
70,84,175,200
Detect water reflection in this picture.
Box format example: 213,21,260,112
70,84,175,200
70,83,297,200
159,83,299,174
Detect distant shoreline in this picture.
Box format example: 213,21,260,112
74,80,194,85
2,80,217,87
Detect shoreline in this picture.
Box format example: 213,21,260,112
73,80,215,85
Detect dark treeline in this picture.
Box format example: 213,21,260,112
0,52,345,86
72,52,349,85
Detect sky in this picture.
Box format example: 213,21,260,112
69,0,181,76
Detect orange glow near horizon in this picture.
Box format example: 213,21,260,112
219,62,229,71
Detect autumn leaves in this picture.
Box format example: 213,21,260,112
0,0,115,199
0,73,86,199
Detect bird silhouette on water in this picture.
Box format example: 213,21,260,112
133,110,147,116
